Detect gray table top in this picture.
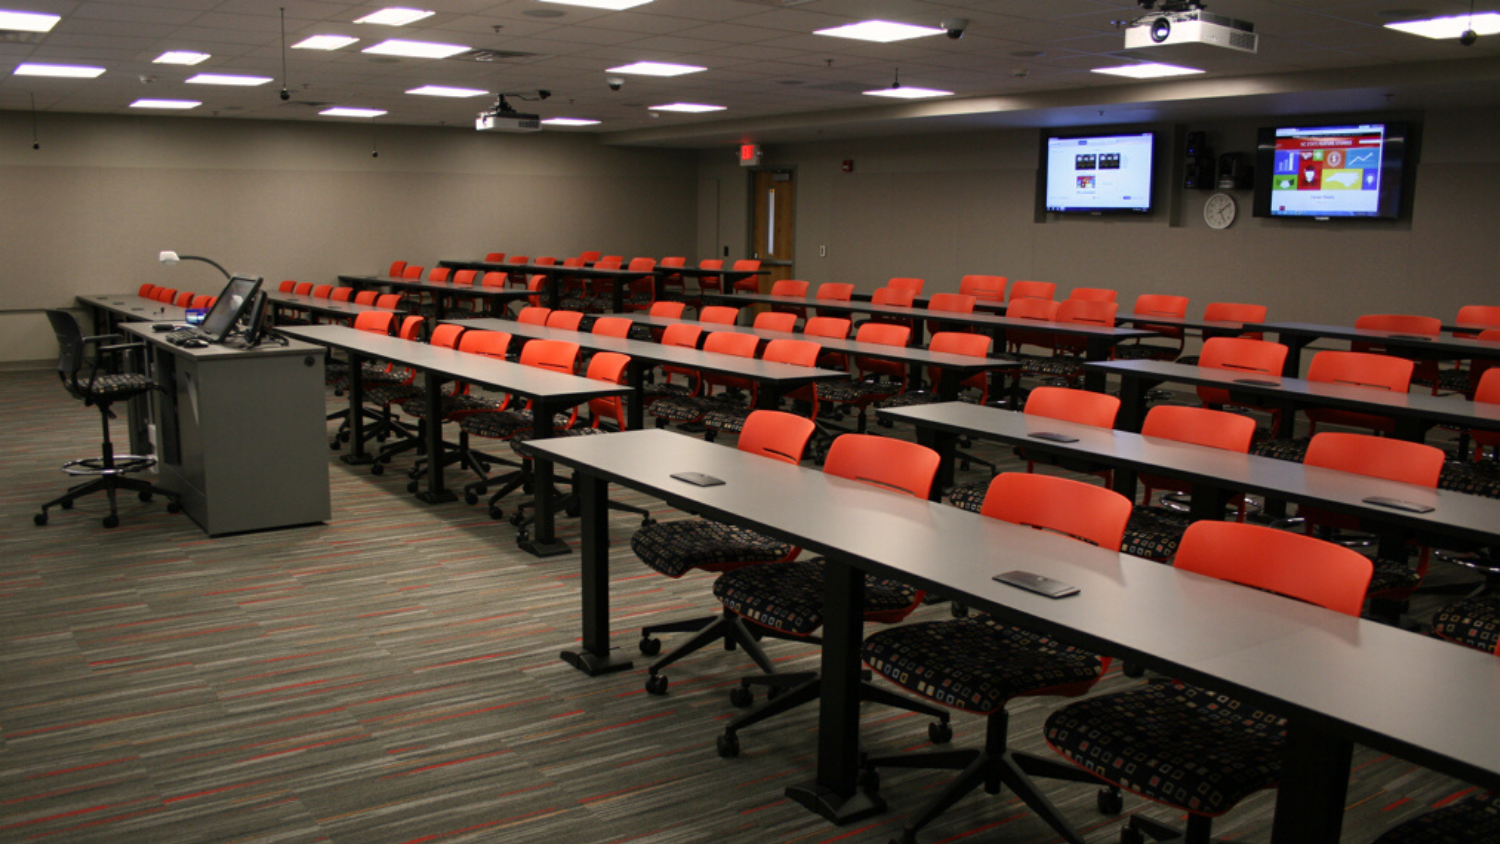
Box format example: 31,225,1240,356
276,324,627,402
1252,321,1500,356
1115,312,1247,333
527,427,1500,792
1087,358,1500,432
879,400,1500,546
122,322,324,360
78,293,188,323
337,274,535,300
450,317,848,386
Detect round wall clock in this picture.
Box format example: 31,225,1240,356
1204,192,1237,230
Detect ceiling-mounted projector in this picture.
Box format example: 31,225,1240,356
1125,10,1257,53
476,112,540,132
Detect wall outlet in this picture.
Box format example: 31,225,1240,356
819,245,827,257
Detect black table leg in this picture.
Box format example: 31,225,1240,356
1115,374,1146,432
786,557,886,825
1269,719,1351,844
518,399,571,558
558,471,634,675
415,370,456,504
1280,334,1310,377
341,351,375,465
912,423,957,501
1083,339,1112,393
625,361,645,432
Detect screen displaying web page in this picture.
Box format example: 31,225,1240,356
1268,125,1385,217
1044,133,1154,213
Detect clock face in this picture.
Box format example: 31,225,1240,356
1205,192,1236,230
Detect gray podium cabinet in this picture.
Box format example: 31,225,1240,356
124,325,332,536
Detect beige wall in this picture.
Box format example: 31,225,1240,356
0,112,699,363
698,107,1500,332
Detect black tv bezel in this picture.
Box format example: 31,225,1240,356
240,290,270,347
1041,130,1158,215
201,274,263,343
1252,121,1410,221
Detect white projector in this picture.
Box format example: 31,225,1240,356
1125,10,1257,54
475,112,541,133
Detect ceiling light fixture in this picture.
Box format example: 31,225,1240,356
1385,11,1500,38
814,20,945,43
14,63,106,78
538,0,654,10
321,107,387,118
154,51,211,65
407,85,488,97
0,9,59,31
649,102,725,113
863,85,953,99
1092,62,1204,78
354,7,434,26
293,34,359,50
542,117,601,126
187,73,274,86
131,99,201,109
606,61,706,76
362,39,470,59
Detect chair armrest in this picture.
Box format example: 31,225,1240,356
83,333,123,346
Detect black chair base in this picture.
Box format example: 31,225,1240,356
641,610,783,695
716,671,949,759
1119,811,1221,844
37,471,179,529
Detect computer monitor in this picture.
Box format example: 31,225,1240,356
199,274,263,343
240,290,270,347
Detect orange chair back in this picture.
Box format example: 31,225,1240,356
457,330,511,359
627,256,656,272
578,251,602,263
1007,297,1059,321
659,256,687,269
928,331,992,400
583,351,631,429
886,277,925,296
981,473,1131,550
1056,298,1117,326
483,252,505,263
354,290,379,306
1175,522,1372,618
293,282,314,296
871,287,915,308
816,282,855,302
138,283,158,298
518,338,580,374
823,434,938,500
190,294,215,309
508,255,530,265
699,305,740,325
660,323,702,349
1142,405,1256,453
388,261,407,276
1133,294,1188,319
425,267,449,283
649,301,686,319
545,310,585,331
703,331,759,358
1203,302,1268,341
452,269,477,287
1456,305,1500,338
330,287,354,302
804,316,851,339
959,275,1006,302
927,293,976,314
1473,367,1500,454
1196,337,1288,407
1305,432,1444,487
763,338,820,368
753,311,797,332
852,321,911,381
591,316,633,338
695,259,725,293
771,279,810,298
1024,386,1119,428
1068,287,1117,303
354,311,396,335
1307,350,1413,392
396,315,425,341
534,256,557,267
516,306,551,326
1355,313,1441,337
429,323,466,349
401,266,423,279
375,293,403,309
595,257,623,270
1009,281,1056,301
730,259,762,292
739,410,817,465
311,284,334,299
174,290,196,307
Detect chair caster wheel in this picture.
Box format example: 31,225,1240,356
640,516,655,527
716,733,740,758
1097,787,1123,816
565,501,580,518
729,686,754,708
61,500,74,510
103,515,119,529
1121,825,1146,844
371,463,385,476
464,492,478,505
34,512,47,526
406,481,418,494
928,720,953,744
329,440,340,451
1123,661,1145,678
639,636,661,656
765,685,784,701
138,491,153,503
950,602,969,618
167,501,182,514
645,674,668,696
488,506,503,520
509,512,525,527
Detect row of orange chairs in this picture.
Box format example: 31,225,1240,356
136,283,216,310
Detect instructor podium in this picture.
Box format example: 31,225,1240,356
124,324,331,536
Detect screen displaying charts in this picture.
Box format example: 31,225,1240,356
1044,132,1154,214
1268,125,1386,217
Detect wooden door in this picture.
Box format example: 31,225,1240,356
751,170,795,294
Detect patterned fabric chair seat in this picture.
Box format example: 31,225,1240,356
1044,681,1286,817
1440,459,1500,497
1113,344,1179,361
649,395,712,423
89,373,156,401
330,363,413,393
1249,436,1310,463
1020,354,1085,378
363,383,423,406
1368,558,1423,597
815,378,901,403
1120,505,1193,560
948,482,986,513
459,409,536,439
1431,594,1500,654
1373,793,1500,843
1421,368,1473,395
397,394,502,421
862,616,1106,714
642,382,694,402
713,559,916,636
702,405,753,435
632,519,793,578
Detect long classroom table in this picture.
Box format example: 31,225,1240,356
277,324,629,557
265,289,396,323
338,273,533,318
436,261,657,312
527,427,1500,842
1250,320,1500,375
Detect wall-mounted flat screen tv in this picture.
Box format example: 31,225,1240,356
1043,131,1155,214
1253,122,1408,219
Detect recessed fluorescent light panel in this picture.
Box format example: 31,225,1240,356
131,99,200,109
354,7,434,26
1091,62,1204,78
406,85,487,97
649,102,725,113
862,85,953,99
362,39,469,59
294,35,359,50
154,51,211,65
0,10,59,31
187,73,273,86
814,20,945,43
321,107,387,118
606,60,705,77
542,117,601,126
1385,12,1500,38
538,0,654,9
13,63,106,78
